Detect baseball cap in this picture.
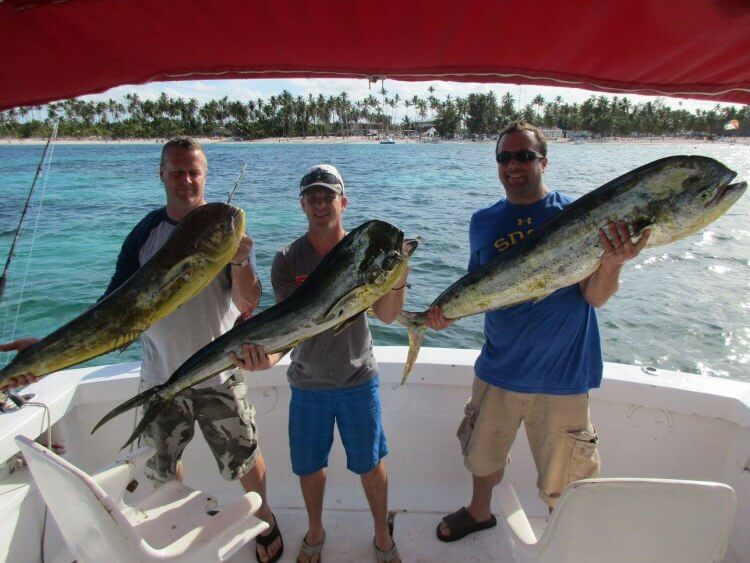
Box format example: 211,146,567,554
299,164,345,195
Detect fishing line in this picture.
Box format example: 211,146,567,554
226,161,248,204
3,123,58,351
0,122,58,305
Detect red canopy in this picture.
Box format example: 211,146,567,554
2,0,749,110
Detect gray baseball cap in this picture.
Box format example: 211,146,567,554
299,164,345,195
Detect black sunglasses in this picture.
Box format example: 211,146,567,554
495,149,544,165
300,171,342,187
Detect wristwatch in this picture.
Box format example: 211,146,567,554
231,258,249,267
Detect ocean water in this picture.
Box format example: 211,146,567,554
0,140,748,381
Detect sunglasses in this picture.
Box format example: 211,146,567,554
495,149,544,165
301,192,338,204
300,171,342,188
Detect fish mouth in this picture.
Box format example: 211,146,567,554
402,238,419,257
710,181,747,206
391,229,418,258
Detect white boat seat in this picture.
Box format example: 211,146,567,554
496,477,736,563
16,435,269,563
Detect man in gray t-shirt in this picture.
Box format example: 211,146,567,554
233,164,407,563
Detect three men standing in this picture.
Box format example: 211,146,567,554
2,129,650,560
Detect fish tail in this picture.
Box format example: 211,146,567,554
121,397,164,449
91,385,160,435
395,310,428,385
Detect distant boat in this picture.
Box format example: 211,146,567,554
379,136,396,144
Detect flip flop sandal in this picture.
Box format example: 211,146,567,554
436,506,497,542
374,537,400,562
256,512,284,563
374,512,399,562
298,530,326,563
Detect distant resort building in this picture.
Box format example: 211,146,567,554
538,127,564,139
566,129,594,139
413,120,438,135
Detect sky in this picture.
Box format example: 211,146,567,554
80,78,740,120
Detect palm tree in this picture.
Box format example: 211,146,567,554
532,95,545,121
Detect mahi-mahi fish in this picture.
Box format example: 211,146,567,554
0,202,246,387
397,155,746,383
92,219,418,447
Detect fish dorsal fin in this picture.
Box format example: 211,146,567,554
114,332,140,355
333,311,364,336
273,345,295,357
532,292,554,305
323,283,365,322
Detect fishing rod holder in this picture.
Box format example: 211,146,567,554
0,391,36,412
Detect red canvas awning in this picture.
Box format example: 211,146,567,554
1,0,749,110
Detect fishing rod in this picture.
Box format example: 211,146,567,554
0,121,59,306
226,161,249,204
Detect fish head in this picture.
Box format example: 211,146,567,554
351,220,419,291
189,202,247,260
669,157,746,237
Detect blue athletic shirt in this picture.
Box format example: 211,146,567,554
469,191,602,394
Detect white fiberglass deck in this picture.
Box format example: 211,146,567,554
1,346,748,562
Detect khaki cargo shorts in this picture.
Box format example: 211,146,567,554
138,372,260,485
458,377,600,508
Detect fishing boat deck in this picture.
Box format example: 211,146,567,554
224,508,547,562
1,347,748,562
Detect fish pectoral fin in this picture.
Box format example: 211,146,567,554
632,218,655,237
159,257,202,295
322,284,365,322
333,311,363,336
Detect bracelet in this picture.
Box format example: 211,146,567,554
391,283,411,291
231,258,249,267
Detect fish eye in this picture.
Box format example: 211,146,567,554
382,254,399,270
699,190,711,200
368,269,383,284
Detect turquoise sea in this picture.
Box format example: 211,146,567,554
0,140,748,381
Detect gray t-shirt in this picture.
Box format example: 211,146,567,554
271,234,377,390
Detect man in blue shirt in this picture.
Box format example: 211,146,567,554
428,122,650,541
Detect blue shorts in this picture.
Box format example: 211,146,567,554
289,376,388,476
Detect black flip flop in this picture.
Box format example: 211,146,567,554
436,506,497,542
256,512,284,563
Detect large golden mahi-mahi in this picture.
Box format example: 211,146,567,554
93,220,418,447
397,155,746,383
0,202,245,386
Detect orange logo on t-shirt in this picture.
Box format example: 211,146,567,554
295,275,309,286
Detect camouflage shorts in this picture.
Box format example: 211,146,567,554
138,372,259,485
